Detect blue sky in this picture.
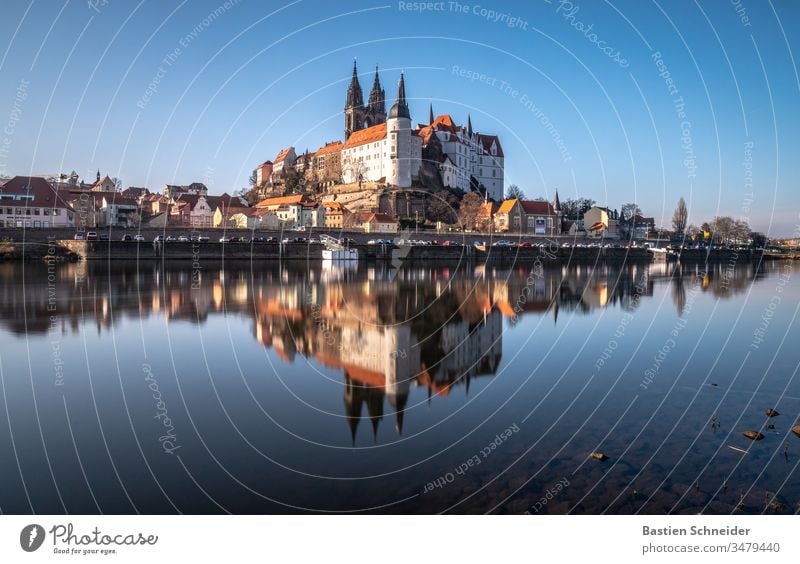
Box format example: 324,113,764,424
0,0,798,234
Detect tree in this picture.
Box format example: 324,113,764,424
112,177,123,192
561,197,595,219
505,184,525,200
248,169,257,186
458,192,485,231
672,197,688,234
427,190,459,224
750,232,768,248
621,202,642,220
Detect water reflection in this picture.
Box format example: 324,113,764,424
0,259,775,439
0,258,792,514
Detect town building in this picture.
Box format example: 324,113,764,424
494,195,562,235
91,171,117,192
322,201,348,229
255,160,273,186
312,142,343,184
417,112,504,201
255,194,323,228
584,206,620,239
364,212,398,233
0,176,75,228
228,208,281,230
271,147,297,183
163,182,208,199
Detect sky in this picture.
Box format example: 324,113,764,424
0,0,798,235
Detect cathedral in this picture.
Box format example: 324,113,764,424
261,61,503,196
344,61,386,139
340,61,421,188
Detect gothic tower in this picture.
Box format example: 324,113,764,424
344,60,365,140
365,65,386,128
386,72,412,187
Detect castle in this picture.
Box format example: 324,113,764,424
257,61,504,200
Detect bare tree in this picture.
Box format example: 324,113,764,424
672,197,688,234
505,184,525,200
621,202,642,220
459,192,485,231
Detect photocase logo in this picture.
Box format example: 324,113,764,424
20,524,45,552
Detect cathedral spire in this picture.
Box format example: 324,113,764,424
367,64,385,122
429,102,434,125
553,189,561,212
467,114,473,137
388,72,410,119
345,59,365,140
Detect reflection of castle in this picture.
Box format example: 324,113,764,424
0,260,773,441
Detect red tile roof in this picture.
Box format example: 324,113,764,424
343,123,386,148
367,212,395,223
477,134,504,158
519,200,556,215
255,194,312,208
1,176,74,209
315,141,343,156
274,147,293,164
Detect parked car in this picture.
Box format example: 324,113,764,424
252,236,267,243
121,234,132,241
153,235,165,242
133,235,145,242
308,238,320,244
73,233,85,240
219,236,231,243
492,240,515,247
86,231,98,241
99,233,109,241
177,235,189,242
165,236,176,242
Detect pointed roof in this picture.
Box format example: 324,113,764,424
388,72,410,119
553,189,561,212
429,103,434,125
345,59,364,108
467,114,473,137
367,64,385,113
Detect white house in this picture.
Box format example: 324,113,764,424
417,113,504,201
0,176,75,228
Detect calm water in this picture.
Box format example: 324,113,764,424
0,258,798,514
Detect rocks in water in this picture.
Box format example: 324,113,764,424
591,452,609,461
766,408,780,417
769,501,785,512
742,430,765,441
767,424,775,430
791,425,800,438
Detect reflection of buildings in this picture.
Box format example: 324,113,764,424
0,259,774,441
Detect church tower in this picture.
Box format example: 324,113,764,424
344,60,365,140
365,65,386,128
386,73,412,187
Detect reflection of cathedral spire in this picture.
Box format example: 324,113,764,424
388,391,408,435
